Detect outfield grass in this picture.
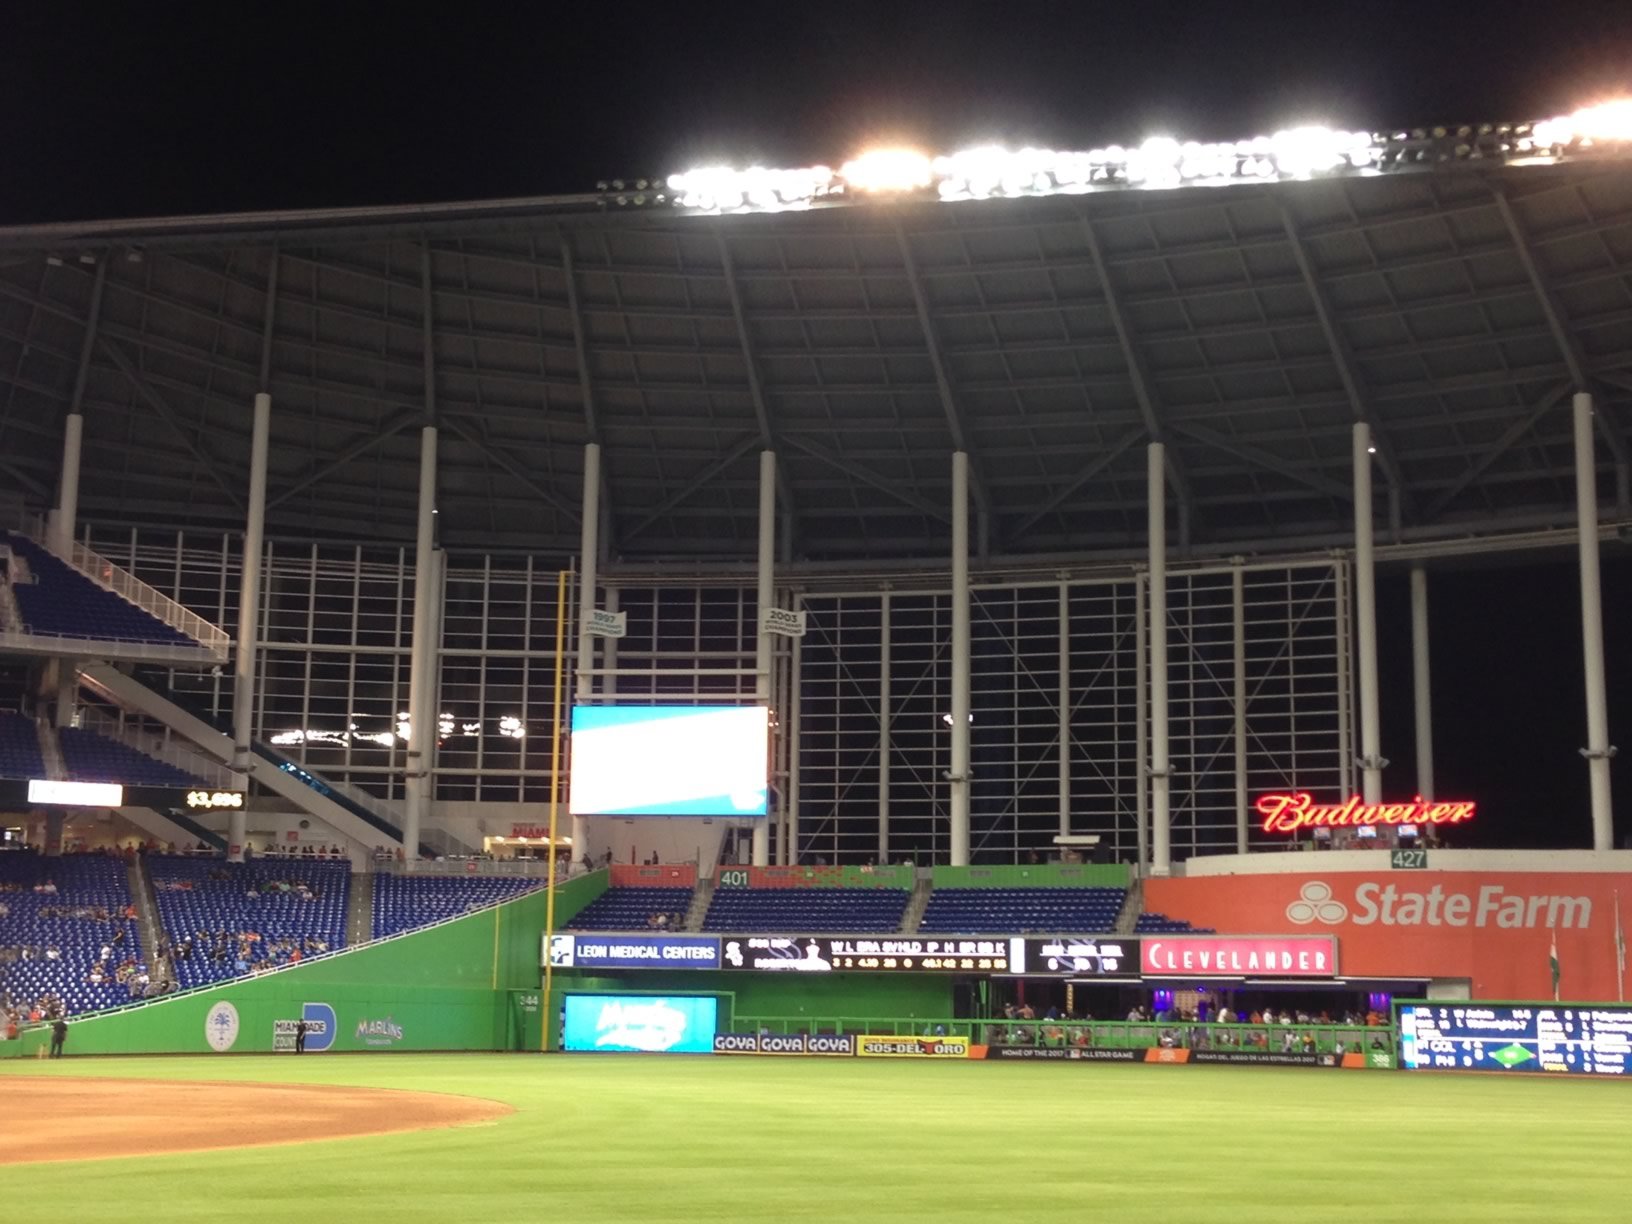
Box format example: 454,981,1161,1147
1,1055,1624,1222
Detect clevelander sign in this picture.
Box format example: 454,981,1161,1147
1143,870,1632,1002
1142,936,1336,978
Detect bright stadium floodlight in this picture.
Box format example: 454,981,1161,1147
636,99,1632,215
839,148,933,193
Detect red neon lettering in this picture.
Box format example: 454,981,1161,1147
1255,793,1475,834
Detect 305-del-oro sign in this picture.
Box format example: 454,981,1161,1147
1256,792,1475,835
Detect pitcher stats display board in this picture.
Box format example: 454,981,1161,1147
1398,1003,1631,1075
569,705,769,817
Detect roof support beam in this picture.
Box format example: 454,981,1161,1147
439,414,584,527
266,407,421,511
560,237,618,546
1423,382,1573,521
894,222,992,529
1004,427,1144,548
718,232,798,553
1173,422,1354,503
1492,188,1631,513
97,337,245,513
623,432,761,542
1078,214,1193,532
0,457,48,497
1278,205,1413,526
782,435,952,525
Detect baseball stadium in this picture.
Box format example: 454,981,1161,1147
2,102,1631,1222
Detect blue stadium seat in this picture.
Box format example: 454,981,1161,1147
1134,911,1213,934
0,712,44,781
58,727,199,787
148,855,348,989
702,887,909,933
4,532,202,649
0,850,146,1017
567,886,694,931
917,887,1127,934
373,874,547,938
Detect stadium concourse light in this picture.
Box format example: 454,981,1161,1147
646,100,1632,215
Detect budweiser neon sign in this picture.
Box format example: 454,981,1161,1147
1256,792,1475,835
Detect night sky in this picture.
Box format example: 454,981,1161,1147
2,0,1629,850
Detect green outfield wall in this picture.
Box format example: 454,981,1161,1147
929,864,1130,889
4,870,604,1058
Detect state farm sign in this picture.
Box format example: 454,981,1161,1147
1142,936,1337,978
1286,879,1591,930
1143,870,1632,1002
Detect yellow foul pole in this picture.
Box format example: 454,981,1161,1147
541,563,570,1051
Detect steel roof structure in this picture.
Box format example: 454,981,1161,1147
2,141,1631,566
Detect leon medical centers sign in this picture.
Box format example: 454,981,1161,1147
1145,869,1632,1001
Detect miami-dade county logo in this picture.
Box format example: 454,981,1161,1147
594,1000,690,1052
1286,881,1348,925
273,1002,337,1052
355,1017,405,1047
205,1001,240,1052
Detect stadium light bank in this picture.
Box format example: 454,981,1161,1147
595,99,1632,214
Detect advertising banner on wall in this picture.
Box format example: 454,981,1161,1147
856,1034,971,1058
713,1032,857,1056
1140,935,1338,978
561,995,719,1054
546,934,722,970
272,1002,336,1053
1144,871,1632,1000
722,935,1020,973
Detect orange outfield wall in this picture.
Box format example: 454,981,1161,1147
1143,871,1632,1001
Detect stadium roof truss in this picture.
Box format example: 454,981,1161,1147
1,135,1630,567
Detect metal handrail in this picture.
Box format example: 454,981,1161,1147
73,706,236,790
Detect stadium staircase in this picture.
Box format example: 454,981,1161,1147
126,856,170,989
1114,879,1145,936
347,871,375,944
75,662,428,857
0,527,228,665
682,878,715,932
899,872,934,934
34,716,65,780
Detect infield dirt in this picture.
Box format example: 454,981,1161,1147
0,1076,511,1164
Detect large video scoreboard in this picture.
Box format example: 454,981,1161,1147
1398,1003,1632,1075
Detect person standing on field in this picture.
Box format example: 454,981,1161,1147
49,1017,67,1058
294,1018,308,1054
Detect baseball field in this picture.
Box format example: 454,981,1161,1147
0,1055,1622,1222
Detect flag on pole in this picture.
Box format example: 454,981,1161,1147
1549,927,1561,1002
1615,891,1626,1005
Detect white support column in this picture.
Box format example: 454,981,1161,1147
403,425,438,862
1410,564,1435,803
1148,443,1171,877
1134,579,1148,873
572,442,601,860
1057,583,1071,841
788,626,803,864
949,452,973,866
1353,422,1384,805
1573,392,1617,850
53,414,84,558
879,591,892,864
602,588,619,697
1232,560,1249,855
227,391,272,861
752,450,775,867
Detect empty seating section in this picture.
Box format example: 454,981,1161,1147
0,852,144,1017
917,887,1126,934
58,727,198,787
1136,911,1212,933
148,856,348,988
0,712,43,780
567,887,694,931
3,532,198,648
703,887,909,933
373,874,547,939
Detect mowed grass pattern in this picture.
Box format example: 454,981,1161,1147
0,1055,1624,1222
